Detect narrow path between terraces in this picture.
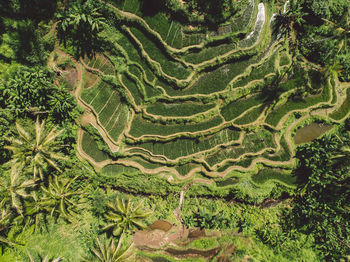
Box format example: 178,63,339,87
52,48,120,153
49,4,347,184
174,182,193,236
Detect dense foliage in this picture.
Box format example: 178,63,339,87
56,0,107,57
297,0,350,81
288,130,350,260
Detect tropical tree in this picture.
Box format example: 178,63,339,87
103,197,152,236
48,87,77,121
85,235,132,262
0,66,53,115
322,7,350,54
56,0,107,57
22,193,49,232
27,251,62,262
274,0,306,37
39,175,83,220
85,235,133,262
0,198,16,246
322,60,343,80
289,132,350,260
4,117,65,180
0,165,37,215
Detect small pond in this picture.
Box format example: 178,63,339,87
294,122,332,145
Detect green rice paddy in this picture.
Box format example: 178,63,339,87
77,0,340,196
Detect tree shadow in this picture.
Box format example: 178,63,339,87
140,0,166,16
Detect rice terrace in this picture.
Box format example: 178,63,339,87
1,0,350,260
75,0,343,195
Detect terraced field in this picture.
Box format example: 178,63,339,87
72,0,349,196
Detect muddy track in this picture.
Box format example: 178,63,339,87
174,182,193,234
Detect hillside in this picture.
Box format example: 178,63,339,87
0,0,349,261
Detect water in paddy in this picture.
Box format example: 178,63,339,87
294,122,332,144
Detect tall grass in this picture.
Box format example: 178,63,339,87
144,13,182,48
122,0,140,14
108,104,129,141
184,42,236,64
177,59,251,96
118,33,156,83
232,52,277,88
121,73,143,105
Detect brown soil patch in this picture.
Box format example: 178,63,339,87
164,246,220,259
215,245,237,261
134,228,184,249
149,220,173,232
188,228,206,239
62,67,78,90
84,71,99,89
80,112,95,127
134,230,167,248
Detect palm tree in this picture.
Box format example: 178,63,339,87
102,197,152,237
39,176,82,220
322,60,343,80
22,193,49,232
322,8,350,54
27,251,62,262
4,117,65,181
0,165,37,215
0,198,16,246
85,234,133,262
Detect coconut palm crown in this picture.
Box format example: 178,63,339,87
103,197,152,236
4,117,65,180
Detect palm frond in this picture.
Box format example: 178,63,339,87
42,127,64,147
15,122,31,142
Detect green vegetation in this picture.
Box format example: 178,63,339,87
0,0,349,260
330,87,350,120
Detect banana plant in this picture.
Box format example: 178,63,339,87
322,60,343,80
102,197,152,237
